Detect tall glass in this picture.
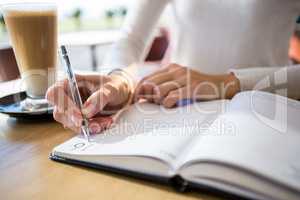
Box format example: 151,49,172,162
1,3,57,111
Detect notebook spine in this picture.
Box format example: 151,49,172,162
170,175,189,192
49,153,170,185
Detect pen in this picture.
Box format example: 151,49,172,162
60,45,91,142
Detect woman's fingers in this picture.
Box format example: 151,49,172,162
48,78,84,133
53,106,113,134
136,72,174,102
46,74,109,107
134,67,170,98
46,80,82,116
48,74,119,134
153,77,187,104
82,83,116,118
88,116,114,134
162,86,192,108
53,107,82,133
135,63,186,103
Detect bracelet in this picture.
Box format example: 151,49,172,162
107,68,128,76
107,68,135,99
108,68,134,87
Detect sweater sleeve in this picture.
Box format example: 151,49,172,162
103,0,170,69
230,65,300,100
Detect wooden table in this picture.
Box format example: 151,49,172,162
0,75,222,200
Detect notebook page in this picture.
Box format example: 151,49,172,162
53,100,228,169
178,91,300,191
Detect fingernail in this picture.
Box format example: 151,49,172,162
71,115,82,127
70,115,76,124
89,122,100,134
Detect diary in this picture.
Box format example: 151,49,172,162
51,91,300,200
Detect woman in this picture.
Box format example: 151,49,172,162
46,0,300,133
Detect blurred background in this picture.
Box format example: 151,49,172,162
0,0,299,82
0,0,170,79
0,0,135,71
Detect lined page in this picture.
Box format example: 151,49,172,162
179,91,300,191
53,100,228,167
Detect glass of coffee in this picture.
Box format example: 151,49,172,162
1,3,57,111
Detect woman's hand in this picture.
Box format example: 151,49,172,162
46,74,131,133
135,63,240,108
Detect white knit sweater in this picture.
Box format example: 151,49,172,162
105,0,300,99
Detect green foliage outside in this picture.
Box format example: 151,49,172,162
0,6,128,42
71,8,83,30
0,14,5,32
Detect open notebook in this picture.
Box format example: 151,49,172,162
51,91,300,200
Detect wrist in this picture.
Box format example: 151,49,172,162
105,72,135,111
108,68,135,93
